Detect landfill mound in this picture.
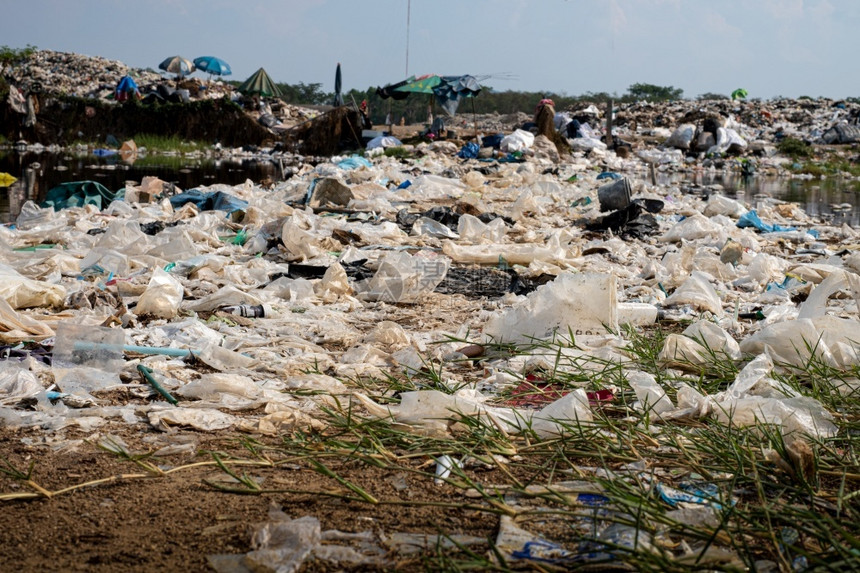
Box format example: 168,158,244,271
1,50,325,147
1,52,859,573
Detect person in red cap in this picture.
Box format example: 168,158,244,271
359,100,372,129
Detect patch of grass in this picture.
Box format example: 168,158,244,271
383,146,413,159
777,137,814,159
129,134,208,154
12,330,857,571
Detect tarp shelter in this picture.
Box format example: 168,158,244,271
237,68,282,98
376,74,482,116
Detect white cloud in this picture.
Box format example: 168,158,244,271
704,10,742,39
609,0,628,34
763,0,804,20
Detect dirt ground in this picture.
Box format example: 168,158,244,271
0,423,500,572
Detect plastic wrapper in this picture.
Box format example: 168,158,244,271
0,261,66,309
661,214,723,243
0,296,55,342
457,214,508,244
627,371,674,415
135,268,184,318
484,273,617,344
359,251,450,303
149,407,237,431
663,272,724,315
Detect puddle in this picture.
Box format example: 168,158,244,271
654,170,860,227
0,150,280,223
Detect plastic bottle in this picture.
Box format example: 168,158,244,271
221,304,267,318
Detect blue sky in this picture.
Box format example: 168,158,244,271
3,0,858,99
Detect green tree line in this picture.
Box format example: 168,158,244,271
250,81,691,125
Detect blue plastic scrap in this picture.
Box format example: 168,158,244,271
655,481,730,509
737,210,796,233
457,142,480,159
337,155,373,170
596,172,622,180
397,180,412,190
169,189,249,214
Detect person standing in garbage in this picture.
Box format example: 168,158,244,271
534,96,570,155
359,100,372,130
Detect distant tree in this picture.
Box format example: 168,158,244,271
698,92,729,101
276,82,330,105
0,44,36,67
627,83,683,101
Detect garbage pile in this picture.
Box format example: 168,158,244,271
2,53,860,570
2,50,162,100
457,97,860,154
1,134,859,566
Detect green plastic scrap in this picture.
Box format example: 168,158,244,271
137,364,178,405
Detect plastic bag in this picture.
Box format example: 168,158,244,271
500,129,535,152
149,407,237,431
683,320,741,361
661,214,722,243
136,268,184,318
411,217,459,239
359,251,450,303
704,194,748,218
663,272,723,315
0,296,54,342
457,214,507,244
665,124,696,150
0,262,65,309
627,371,674,415
483,273,617,344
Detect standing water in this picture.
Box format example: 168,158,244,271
0,150,280,223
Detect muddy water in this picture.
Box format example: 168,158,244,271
2,150,860,227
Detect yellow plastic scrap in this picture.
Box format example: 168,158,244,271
0,172,18,187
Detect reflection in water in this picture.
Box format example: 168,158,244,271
3,151,860,227
653,170,860,228
0,150,279,223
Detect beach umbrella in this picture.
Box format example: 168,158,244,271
731,88,748,101
237,67,282,98
394,74,442,94
159,55,195,77
433,75,482,115
333,62,344,107
193,56,232,77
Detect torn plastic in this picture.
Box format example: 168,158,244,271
483,273,617,344
358,251,450,303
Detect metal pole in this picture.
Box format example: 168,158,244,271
405,0,411,77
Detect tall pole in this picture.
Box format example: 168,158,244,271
405,0,411,77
